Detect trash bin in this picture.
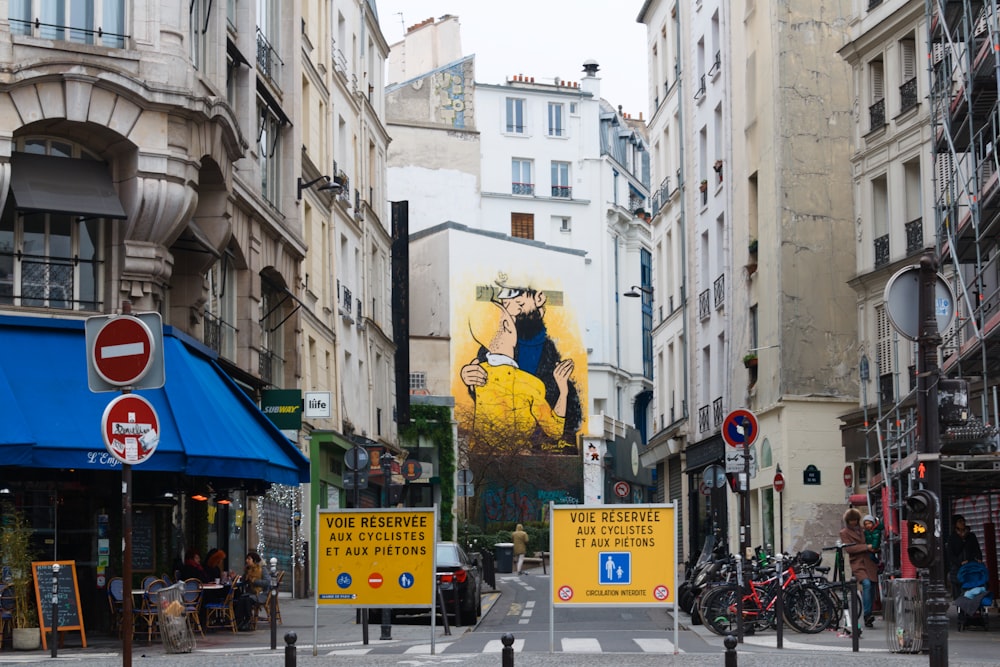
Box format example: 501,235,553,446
494,542,514,573
885,578,924,653
157,582,195,653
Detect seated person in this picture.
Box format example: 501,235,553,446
235,551,268,630
204,548,227,582
178,548,210,583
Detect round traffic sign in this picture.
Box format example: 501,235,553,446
773,472,785,493
723,409,759,447
844,465,854,488
401,459,423,481
614,481,630,498
92,315,155,386
699,481,710,496
101,394,160,465
368,573,383,589
344,445,370,471
653,585,670,601
558,585,573,601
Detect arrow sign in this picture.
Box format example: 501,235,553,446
723,409,759,447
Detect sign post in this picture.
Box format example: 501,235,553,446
774,467,785,553
723,409,759,644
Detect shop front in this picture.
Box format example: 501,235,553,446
0,315,310,634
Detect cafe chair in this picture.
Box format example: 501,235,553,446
106,577,124,636
134,578,166,644
140,575,159,591
258,571,284,625
161,573,173,586
181,579,204,637
203,581,237,633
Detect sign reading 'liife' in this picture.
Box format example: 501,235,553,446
314,508,436,608
550,503,676,607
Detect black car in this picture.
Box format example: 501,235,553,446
372,541,482,626
435,541,483,626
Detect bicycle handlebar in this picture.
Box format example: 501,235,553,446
821,542,857,551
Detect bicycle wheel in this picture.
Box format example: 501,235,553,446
782,583,825,633
699,584,742,636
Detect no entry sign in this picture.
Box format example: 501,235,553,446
101,394,160,465
86,312,165,391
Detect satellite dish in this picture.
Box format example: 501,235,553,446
883,265,955,341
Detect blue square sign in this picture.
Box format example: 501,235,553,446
599,552,632,585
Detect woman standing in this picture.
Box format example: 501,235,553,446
839,508,879,628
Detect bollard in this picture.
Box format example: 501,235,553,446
284,631,297,667
774,553,783,649
724,634,738,667
50,563,60,658
501,632,515,667
849,578,860,652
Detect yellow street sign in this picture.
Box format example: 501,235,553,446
315,507,436,607
550,503,676,606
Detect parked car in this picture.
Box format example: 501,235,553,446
371,541,482,626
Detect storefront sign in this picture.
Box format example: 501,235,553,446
304,391,332,418
261,389,302,430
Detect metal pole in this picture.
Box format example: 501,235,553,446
777,465,784,554
380,452,393,640
122,462,133,667
774,553,783,649
918,252,948,667
50,563,60,658
850,577,860,652
735,556,744,643
724,634,738,667
501,632,515,667
269,557,278,650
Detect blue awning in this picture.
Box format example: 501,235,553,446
0,315,309,486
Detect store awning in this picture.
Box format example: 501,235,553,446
0,315,309,486
9,152,127,219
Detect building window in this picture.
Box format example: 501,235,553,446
548,102,565,137
868,58,885,130
505,97,526,134
256,0,281,87
258,97,284,206
551,161,571,198
641,248,653,379
205,253,238,360
409,371,427,392
512,159,533,195
190,0,210,71
511,213,534,240
0,140,108,311
10,0,126,48
899,37,917,112
259,280,286,387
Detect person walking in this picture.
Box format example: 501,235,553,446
512,524,529,575
840,508,879,628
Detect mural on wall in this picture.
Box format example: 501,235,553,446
454,270,587,453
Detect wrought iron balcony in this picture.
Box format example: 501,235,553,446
257,27,283,90
874,233,890,267
899,77,918,113
905,218,923,254
512,182,535,196
869,98,886,131
713,274,725,309
713,397,724,427
698,405,710,433
698,289,710,320
551,185,572,198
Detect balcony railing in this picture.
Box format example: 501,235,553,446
874,233,890,267
512,182,535,196
899,77,918,113
713,397,724,427
551,185,572,198
628,191,645,212
869,98,886,131
698,289,710,320
203,310,237,358
259,348,283,386
698,404,710,433
868,0,883,9
905,218,923,254
713,274,725,309
331,38,347,76
342,287,353,314
257,27,283,89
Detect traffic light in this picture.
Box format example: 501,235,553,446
905,489,939,569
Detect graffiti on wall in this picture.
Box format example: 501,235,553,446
435,62,469,128
454,270,586,453
481,486,581,524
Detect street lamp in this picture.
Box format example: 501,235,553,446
623,285,653,298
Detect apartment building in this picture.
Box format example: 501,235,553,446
640,0,858,561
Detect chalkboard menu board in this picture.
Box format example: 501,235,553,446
31,560,87,651
131,511,155,572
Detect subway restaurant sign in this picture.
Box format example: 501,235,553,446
315,507,436,607
261,389,302,430
550,503,676,607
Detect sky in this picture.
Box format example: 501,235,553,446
373,0,650,120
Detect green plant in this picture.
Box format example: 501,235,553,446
400,404,455,539
743,352,758,365
0,505,38,628
748,239,758,254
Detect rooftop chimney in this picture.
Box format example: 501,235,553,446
582,60,600,76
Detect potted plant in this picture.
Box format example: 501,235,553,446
699,179,708,193
743,352,758,368
0,505,40,650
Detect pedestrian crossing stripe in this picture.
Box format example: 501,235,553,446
324,636,681,655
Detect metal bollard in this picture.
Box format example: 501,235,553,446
270,557,278,650
284,631,297,667
724,634,738,667
849,578,860,653
501,632,515,667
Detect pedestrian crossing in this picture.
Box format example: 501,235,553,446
321,635,681,656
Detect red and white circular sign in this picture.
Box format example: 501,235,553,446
368,573,383,589
92,316,155,386
101,394,160,465
773,472,785,493
653,585,670,600
558,586,573,601
843,465,854,488
614,481,631,498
